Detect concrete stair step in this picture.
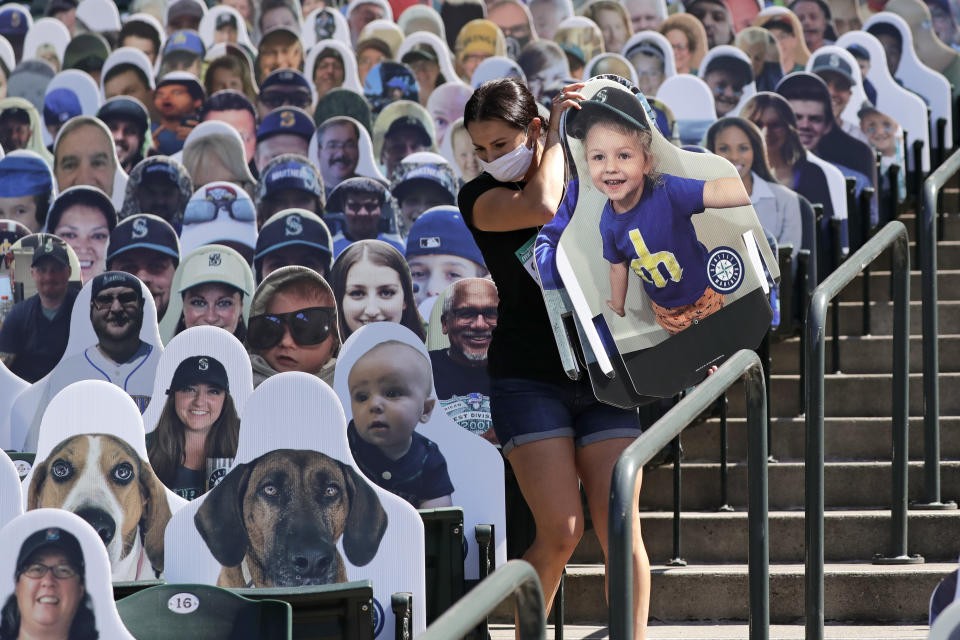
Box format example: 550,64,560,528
815,300,960,336
768,334,960,375
490,623,929,639
867,240,960,270
552,562,954,624
835,270,960,302
569,510,960,564
724,372,960,418
681,416,960,462
637,460,960,510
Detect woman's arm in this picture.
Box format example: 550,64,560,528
472,83,585,232
703,177,751,210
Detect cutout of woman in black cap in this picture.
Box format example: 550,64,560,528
0,527,97,640
147,355,240,500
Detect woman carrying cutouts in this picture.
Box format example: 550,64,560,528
459,77,650,638
566,88,750,334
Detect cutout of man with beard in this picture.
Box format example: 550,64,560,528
429,278,498,443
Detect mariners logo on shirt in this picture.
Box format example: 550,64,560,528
440,393,491,436
706,247,744,294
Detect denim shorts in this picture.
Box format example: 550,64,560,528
490,377,644,456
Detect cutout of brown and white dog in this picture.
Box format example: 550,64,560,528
22,380,187,581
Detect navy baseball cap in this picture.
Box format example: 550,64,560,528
43,88,83,128
164,29,205,58
260,68,311,92
107,214,181,266
141,161,181,184
254,209,333,274
391,162,458,204
811,51,854,84
567,86,649,140
31,235,70,268
846,44,870,61
256,106,315,143
90,271,143,298
256,155,325,204
17,528,84,574
0,6,29,36
167,355,230,393
404,206,485,266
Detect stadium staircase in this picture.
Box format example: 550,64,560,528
493,208,960,638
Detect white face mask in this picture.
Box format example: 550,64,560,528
478,134,534,182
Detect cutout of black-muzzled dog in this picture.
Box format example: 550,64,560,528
193,448,388,587
553,76,777,397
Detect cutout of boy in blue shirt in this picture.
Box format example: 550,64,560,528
566,86,751,335
346,340,454,508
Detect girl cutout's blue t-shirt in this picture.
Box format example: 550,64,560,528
599,173,709,308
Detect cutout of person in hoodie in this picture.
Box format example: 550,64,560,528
0,96,54,165
246,265,339,388
119,156,195,233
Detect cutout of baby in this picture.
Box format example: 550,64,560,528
346,340,454,509
567,87,750,335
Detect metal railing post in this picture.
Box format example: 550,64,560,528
610,350,768,640
419,561,546,640
913,149,960,510
804,221,922,640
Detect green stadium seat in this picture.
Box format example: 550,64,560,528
117,583,292,640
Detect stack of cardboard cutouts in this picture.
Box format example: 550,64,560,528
0,451,23,529
835,30,930,172
9,274,162,452
0,509,136,638
21,380,188,581
142,326,254,437
163,372,427,639
552,77,777,398
334,322,506,578
655,74,717,146
158,244,255,346
863,12,953,147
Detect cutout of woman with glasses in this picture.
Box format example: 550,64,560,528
147,355,240,500
0,527,97,640
246,265,340,387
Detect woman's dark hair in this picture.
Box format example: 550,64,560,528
0,586,98,640
463,77,547,132
148,390,241,488
329,239,426,342
705,117,778,183
740,92,806,169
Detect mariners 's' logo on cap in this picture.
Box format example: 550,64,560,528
280,110,296,128
10,11,20,27
132,218,149,239
285,214,303,236
198,357,209,371
44,238,54,253
419,236,441,249
829,54,840,68
208,253,222,267
706,246,744,294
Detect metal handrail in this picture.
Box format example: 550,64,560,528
609,349,769,640
917,150,960,509
804,221,921,640
418,560,545,640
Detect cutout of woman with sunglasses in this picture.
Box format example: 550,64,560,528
147,355,240,500
246,265,341,387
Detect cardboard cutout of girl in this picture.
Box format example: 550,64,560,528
553,77,777,397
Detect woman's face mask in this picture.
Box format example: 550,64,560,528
478,129,535,182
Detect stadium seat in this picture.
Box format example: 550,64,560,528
117,583,292,640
